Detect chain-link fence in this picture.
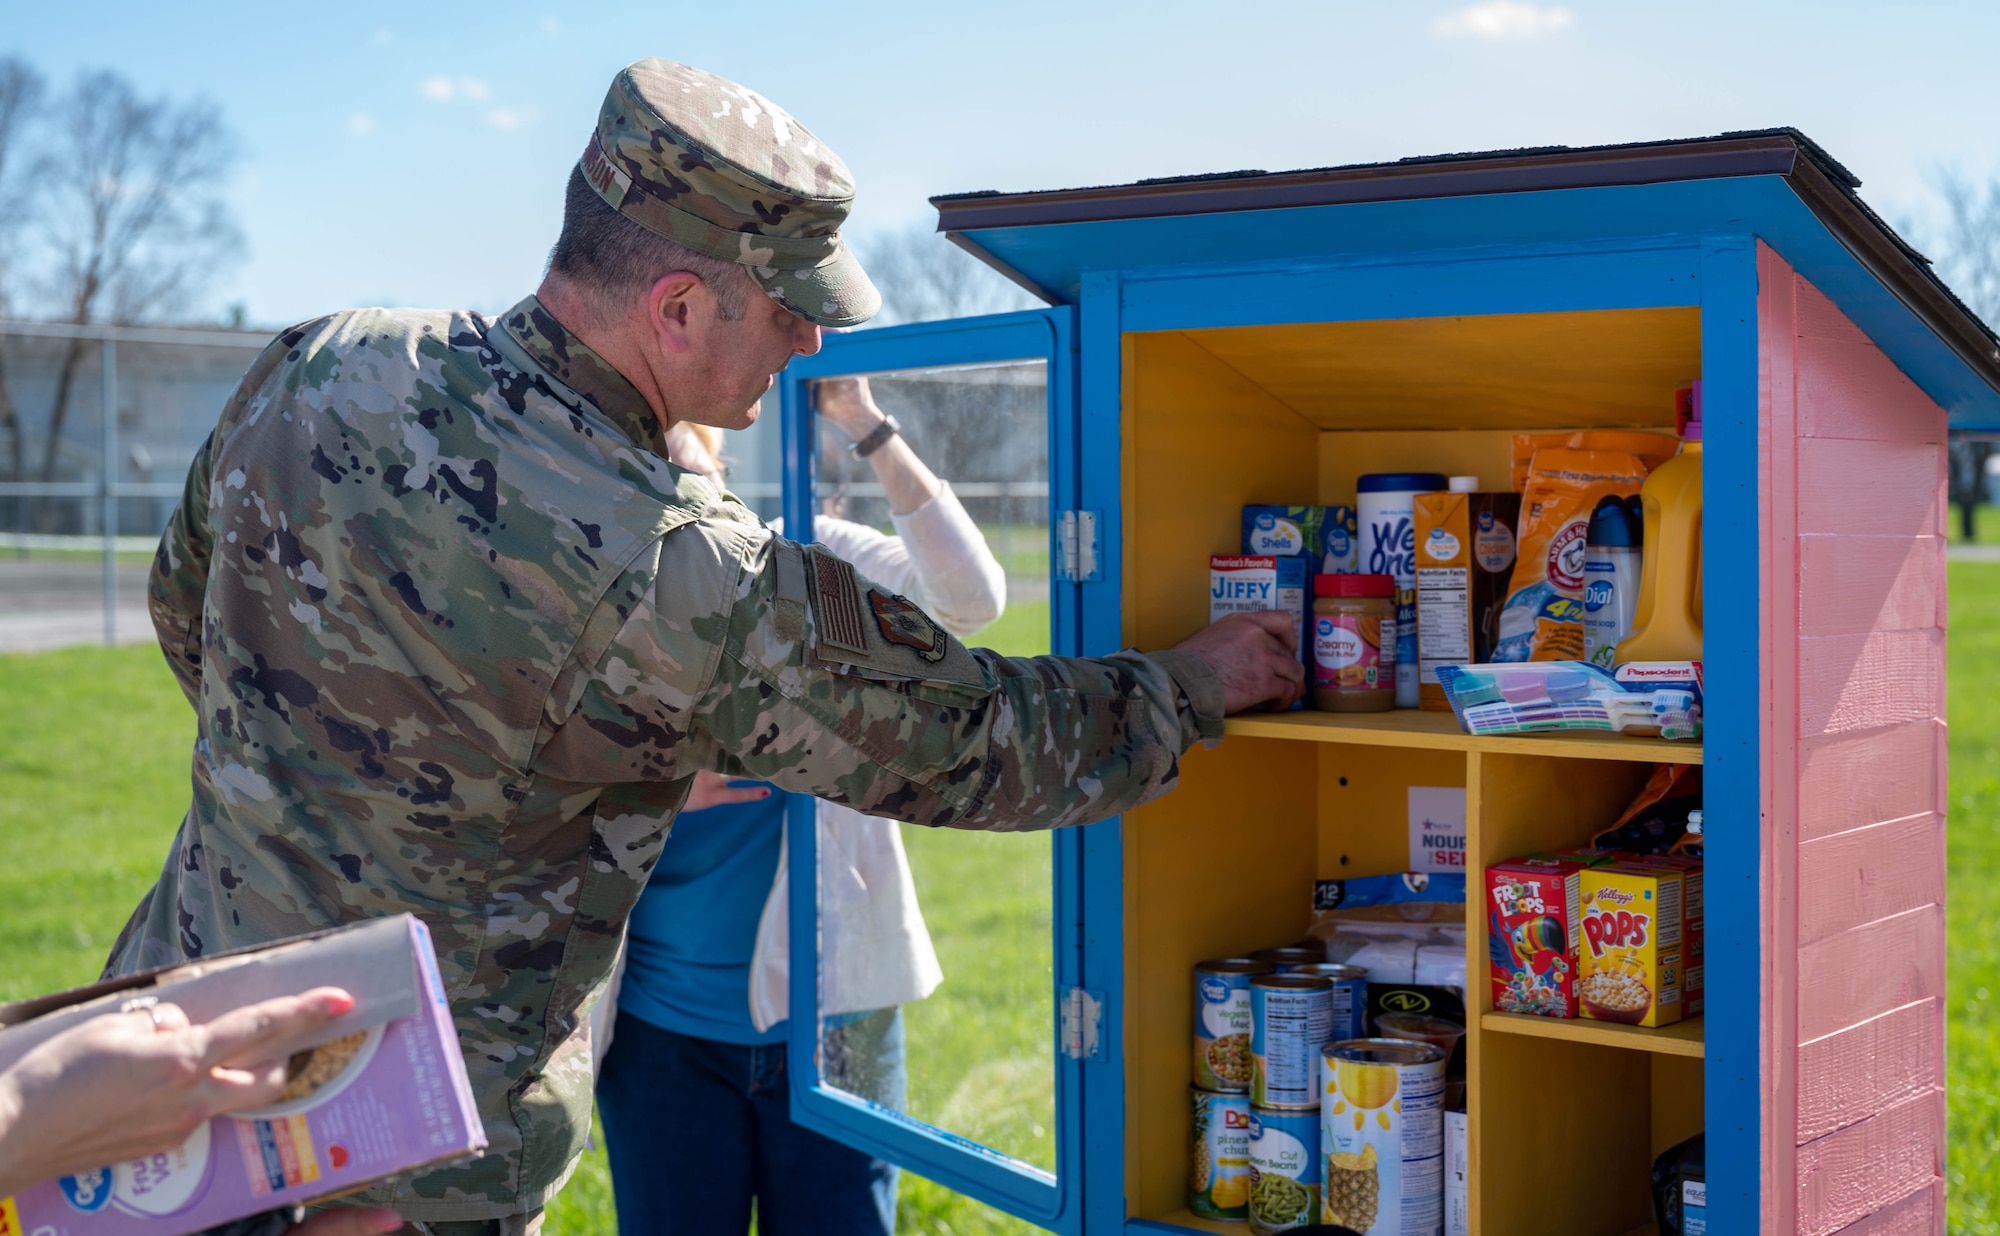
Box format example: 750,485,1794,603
0,320,271,650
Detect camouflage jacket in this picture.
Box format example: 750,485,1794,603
107,296,1223,1219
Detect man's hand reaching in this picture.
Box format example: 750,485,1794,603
1172,610,1307,714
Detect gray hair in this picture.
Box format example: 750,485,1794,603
547,166,757,321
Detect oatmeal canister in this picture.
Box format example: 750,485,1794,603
1288,962,1370,1042
1190,1087,1253,1220
1251,974,1335,1108
1321,1038,1446,1236
1195,958,1273,1092
1247,1104,1321,1234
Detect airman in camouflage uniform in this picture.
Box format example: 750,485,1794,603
104,59,1303,1231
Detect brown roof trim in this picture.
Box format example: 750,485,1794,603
1784,155,2000,382
929,132,1805,231
931,129,2000,400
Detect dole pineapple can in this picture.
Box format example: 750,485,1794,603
1320,1038,1446,1235
1190,1087,1252,1220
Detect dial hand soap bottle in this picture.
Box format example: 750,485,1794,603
1615,383,1703,664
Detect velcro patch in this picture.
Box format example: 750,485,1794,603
810,549,870,657
801,546,989,689
581,134,633,208
870,591,947,663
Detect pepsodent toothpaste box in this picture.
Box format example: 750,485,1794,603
1211,553,1307,709
0,915,485,1236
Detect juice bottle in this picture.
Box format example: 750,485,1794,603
1616,385,1703,664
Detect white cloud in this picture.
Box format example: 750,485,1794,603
420,76,490,103
347,112,376,136
1432,2,1574,38
370,27,392,45
540,16,562,35
487,108,523,132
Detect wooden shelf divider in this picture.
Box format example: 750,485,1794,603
1481,1010,1705,1058
1222,710,1702,764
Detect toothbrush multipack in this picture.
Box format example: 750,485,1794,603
1434,661,1702,741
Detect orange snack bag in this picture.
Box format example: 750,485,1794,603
1509,430,1678,492
1490,448,1651,662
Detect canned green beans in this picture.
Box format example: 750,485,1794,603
1247,1104,1320,1234
1189,1087,1252,1220
1321,1038,1447,1235
1287,962,1370,1042
1194,958,1272,1093
1250,974,1333,1108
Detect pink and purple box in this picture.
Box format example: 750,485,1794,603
0,915,484,1236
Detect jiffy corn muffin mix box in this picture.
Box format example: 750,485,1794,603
1577,865,1685,1028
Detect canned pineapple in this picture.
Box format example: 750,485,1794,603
1320,1038,1446,1235
1190,1087,1252,1221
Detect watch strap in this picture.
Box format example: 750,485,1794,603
851,414,901,458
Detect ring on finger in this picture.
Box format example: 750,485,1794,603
119,994,166,1029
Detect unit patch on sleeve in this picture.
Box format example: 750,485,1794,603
870,590,947,663
801,545,991,689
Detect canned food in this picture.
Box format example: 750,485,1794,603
1286,962,1369,1042
1247,1105,1321,1234
1249,946,1326,971
1190,1087,1252,1221
1250,974,1333,1108
1194,958,1273,1092
1320,1038,1447,1236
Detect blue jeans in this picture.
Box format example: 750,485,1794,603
597,1009,904,1236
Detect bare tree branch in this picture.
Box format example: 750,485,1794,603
24,69,241,514
857,222,1041,327
0,55,44,498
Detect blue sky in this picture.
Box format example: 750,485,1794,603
5,0,1998,325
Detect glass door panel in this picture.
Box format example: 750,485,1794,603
781,310,1076,1228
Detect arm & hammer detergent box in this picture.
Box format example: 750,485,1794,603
0,915,485,1236
1211,553,1307,709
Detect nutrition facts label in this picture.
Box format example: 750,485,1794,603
1417,566,1471,681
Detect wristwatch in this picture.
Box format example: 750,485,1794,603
850,414,901,458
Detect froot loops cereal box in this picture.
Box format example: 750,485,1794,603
1578,864,1685,1028
1485,858,1583,1018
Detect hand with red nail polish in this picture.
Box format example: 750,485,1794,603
0,987,358,1195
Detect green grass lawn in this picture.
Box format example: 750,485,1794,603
14,566,1996,1229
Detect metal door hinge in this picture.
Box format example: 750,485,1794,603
1061,987,1103,1060
1056,510,1101,583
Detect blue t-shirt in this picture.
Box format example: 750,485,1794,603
619,785,786,1045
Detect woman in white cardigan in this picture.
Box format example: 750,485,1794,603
593,378,1006,1236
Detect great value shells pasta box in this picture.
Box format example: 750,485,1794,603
1578,865,1685,1028
0,915,485,1236
1486,858,1584,1018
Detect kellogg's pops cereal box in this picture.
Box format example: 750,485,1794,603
1578,865,1685,1028
1485,858,1583,1018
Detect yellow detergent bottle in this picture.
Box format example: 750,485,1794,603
1616,383,1704,664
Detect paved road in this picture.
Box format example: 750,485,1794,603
0,558,155,653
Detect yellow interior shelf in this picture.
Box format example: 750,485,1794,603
1481,1011,1706,1058
1223,710,1703,765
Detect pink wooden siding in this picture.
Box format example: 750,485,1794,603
1759,243,1949,1235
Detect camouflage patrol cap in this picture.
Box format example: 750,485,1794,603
580,59,880,327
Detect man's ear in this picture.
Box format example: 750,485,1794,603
645,271,708,356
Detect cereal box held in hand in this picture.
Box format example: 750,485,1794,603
0,915,485,1236
1578,864,1685,1028
1485,858,1584,1018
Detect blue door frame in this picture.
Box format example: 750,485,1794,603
781,232,1764,1233
778,308,1084,1232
